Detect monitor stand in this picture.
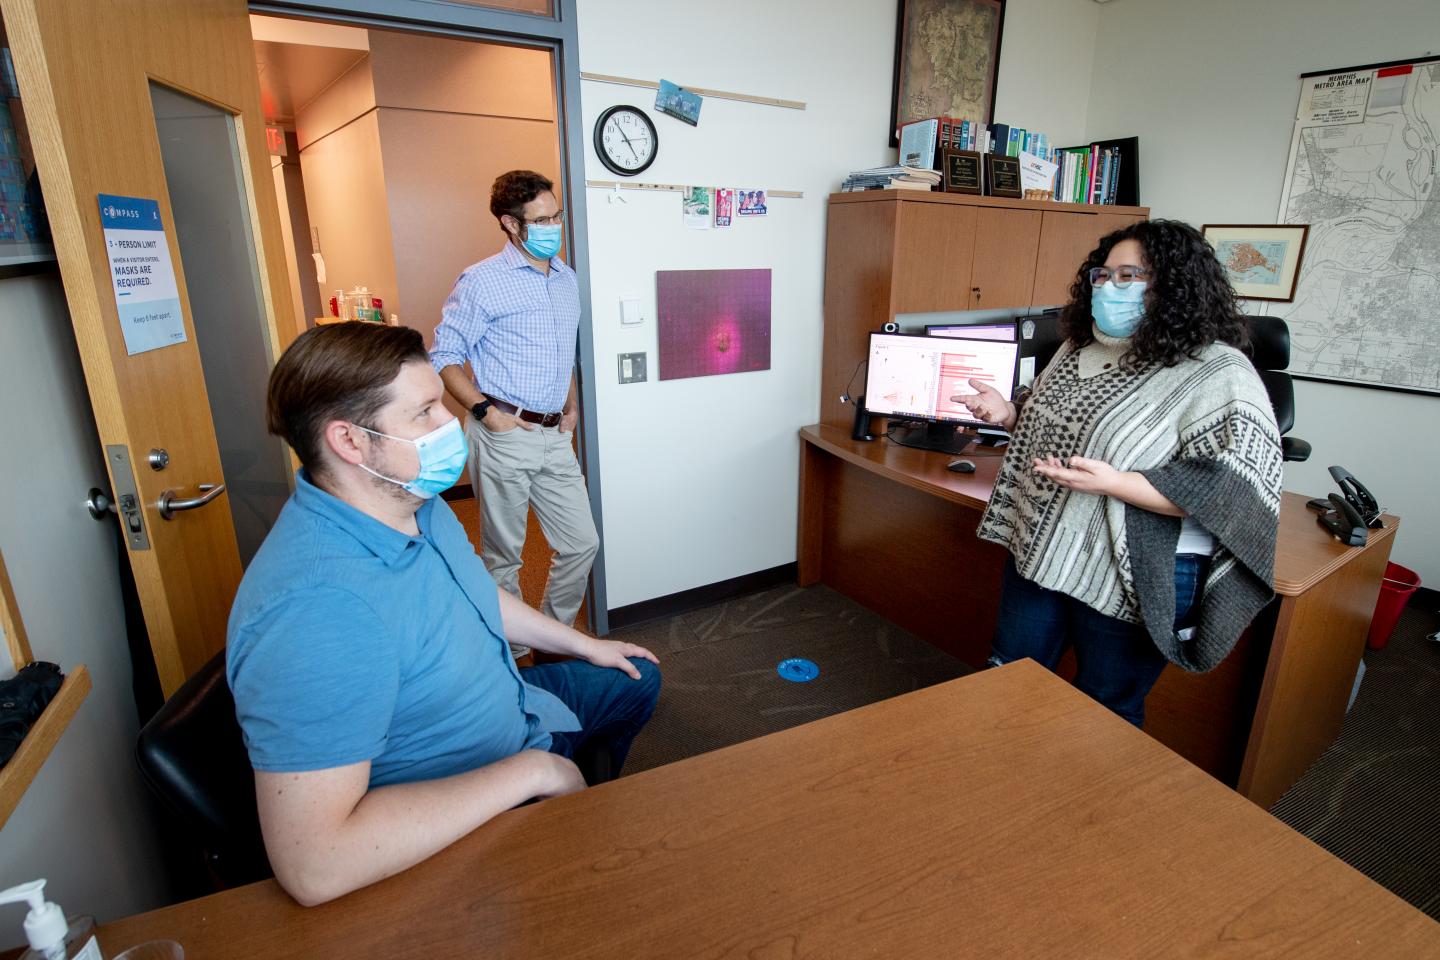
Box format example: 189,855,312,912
889,421,974,455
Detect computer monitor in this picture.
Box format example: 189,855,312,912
863,332,1020,454
925,321,1017,342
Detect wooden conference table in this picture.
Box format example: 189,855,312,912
798,423,1399,809
91,661,1439,958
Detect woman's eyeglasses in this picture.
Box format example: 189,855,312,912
1088,266,1148,288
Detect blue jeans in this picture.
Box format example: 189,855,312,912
521,657,660,782
988,555,1208,727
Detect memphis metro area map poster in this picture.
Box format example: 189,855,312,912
1266,56,1440,395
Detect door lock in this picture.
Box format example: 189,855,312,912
103,445,150,550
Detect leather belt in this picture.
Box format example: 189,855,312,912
488,397,562,428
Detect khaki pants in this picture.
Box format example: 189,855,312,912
467,415,599,627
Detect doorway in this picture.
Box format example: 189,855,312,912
248,9,600,630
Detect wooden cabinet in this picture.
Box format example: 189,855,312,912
971,206,1041,310
820,190,1147,429
1031,209,1146,306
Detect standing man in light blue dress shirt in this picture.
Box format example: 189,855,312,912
432,170,597,653
228,322,659,905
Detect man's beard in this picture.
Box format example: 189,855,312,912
362,448,422,506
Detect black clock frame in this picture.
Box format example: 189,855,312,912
594,105,658,177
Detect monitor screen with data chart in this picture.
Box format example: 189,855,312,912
863,332,1019,427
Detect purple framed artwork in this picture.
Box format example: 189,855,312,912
657,268,771,381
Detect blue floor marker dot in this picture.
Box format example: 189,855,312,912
777,658,820,682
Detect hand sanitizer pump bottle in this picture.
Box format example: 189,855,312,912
0,880,99,960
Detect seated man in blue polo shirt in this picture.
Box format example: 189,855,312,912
227,322,660,906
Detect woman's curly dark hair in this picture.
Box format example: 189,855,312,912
1058,219,1249,368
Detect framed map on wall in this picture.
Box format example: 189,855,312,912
889,0,1005,147
1263,54,1440,396
1202,224,1309,302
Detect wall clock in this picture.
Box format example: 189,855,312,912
594,105,658,177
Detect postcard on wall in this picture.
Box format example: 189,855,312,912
737,189,768,216
683,186,713,230
714,188,734,228
655,79,703,126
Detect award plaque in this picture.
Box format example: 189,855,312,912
941,148,983,195
985,154,1023,198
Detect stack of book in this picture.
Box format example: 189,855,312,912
840,166,942,192
900,117,1053,167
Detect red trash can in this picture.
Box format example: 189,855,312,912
1367,562,1421,650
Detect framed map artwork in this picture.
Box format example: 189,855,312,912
1264,55,1440,396
1202,224,1309,302
889,0,1005,146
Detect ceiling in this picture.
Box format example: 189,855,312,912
251,15,369,127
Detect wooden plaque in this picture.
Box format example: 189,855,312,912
985,154,1022,198
941,148,983,195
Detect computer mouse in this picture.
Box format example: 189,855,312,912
947,459,976,474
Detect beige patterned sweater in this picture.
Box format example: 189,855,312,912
977,330,1284,672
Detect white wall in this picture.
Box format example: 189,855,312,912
0,274,170,926
992,0,1099,148
1086,0,1440,585
578,0,1099,609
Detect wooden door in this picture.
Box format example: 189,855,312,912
891,200,977,314
968,206,1041,310
1031,210,1144,306
3,0,296,695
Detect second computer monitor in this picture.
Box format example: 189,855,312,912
925,321,1017,342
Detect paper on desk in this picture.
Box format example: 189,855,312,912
1019,151,1058,194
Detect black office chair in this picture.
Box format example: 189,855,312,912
1247,316,1311,463
135,649,273,890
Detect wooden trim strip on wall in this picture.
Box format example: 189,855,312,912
580,72,806,110
586,180,803,199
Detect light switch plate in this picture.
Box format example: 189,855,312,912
618,352,647,384
620,298,643,326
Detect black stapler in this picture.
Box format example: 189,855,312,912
1328,465,1383,528
1317,493,1368,546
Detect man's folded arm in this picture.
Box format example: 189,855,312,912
256,750,584,906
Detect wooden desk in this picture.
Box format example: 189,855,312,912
798,423,1399,808
90,662,1439,957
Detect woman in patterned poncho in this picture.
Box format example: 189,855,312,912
953,220,1283,727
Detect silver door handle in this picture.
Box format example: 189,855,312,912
157,482,226,520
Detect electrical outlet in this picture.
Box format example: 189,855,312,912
618,352,647,384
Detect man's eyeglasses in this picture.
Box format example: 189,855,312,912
1088,266,1148,288
523,211,565,227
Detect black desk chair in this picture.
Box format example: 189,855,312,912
135,649,273,890
1247,316,1311,463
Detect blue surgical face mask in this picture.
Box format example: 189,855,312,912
1091,281,1148,338
521,223,563,260
356,417,467,499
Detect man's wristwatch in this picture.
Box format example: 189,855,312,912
471,398,493,422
